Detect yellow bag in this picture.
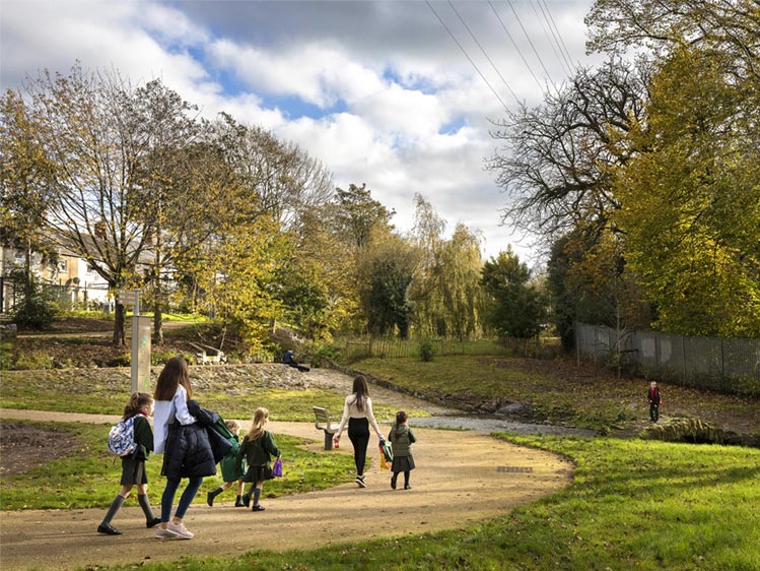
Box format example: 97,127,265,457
378,443,391,470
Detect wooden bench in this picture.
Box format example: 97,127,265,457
313,406,340,450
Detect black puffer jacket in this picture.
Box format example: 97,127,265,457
161,400,231,480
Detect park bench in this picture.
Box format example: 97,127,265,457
190,342,227,365
313,406,340,450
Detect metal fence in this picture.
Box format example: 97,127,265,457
575,322,760,395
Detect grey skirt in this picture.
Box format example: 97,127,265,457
391,455,415,473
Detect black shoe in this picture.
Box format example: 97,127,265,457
252,504,265,512
146,517,162,528
242,493,251,507
234,497,246,507
404,484,412,490
207,490,219,507
97,523,122,535
390,474,397,490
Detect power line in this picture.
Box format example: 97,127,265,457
425,0,514,110
528,0,572,76
535,0,577,75
447,0,522,106
504,0,556,85
487,0,546,93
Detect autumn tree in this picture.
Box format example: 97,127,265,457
276,206,357,341
434,224,485,340
0,90,58,299
328,183,394,249
612,45,760,336
189,216,290,357
408,193,447,336
586,0,760,337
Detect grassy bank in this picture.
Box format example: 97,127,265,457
353,356,760,435
0,368,407,422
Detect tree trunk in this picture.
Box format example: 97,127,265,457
113,303,126,346
152,294,163,345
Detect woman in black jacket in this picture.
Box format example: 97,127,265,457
153,357,228,540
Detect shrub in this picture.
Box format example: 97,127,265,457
419,339,435,362
12,296,57,330
307,342,341,368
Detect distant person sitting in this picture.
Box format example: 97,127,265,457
283,350,310,372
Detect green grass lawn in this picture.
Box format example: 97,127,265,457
0,369,407,423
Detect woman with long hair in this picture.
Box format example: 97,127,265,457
152,356,216,540
334,375,384,488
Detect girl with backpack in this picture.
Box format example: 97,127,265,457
97,392,161,535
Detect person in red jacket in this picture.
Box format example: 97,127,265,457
647,381,662,422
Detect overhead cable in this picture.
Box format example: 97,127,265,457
487,0,546,93
536,0,577,75
528,0,573,76
447,0,522,106
425,0,514,110
504,0,556,85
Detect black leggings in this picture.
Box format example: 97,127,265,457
348,418,370,476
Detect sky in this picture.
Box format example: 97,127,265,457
1,0,597,267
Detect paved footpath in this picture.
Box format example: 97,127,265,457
0,411,574,571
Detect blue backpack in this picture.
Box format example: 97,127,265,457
107,415,138,457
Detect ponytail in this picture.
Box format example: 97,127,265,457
123,392,153,420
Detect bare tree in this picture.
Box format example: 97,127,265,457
487,59,651,248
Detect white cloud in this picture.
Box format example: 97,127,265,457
1,0,596,264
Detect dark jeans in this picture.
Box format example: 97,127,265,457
650,404,659,422
161,477,203,521
348,418,370,476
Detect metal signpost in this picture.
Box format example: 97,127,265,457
118,289,151,393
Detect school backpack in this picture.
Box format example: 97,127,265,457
107,415,138,457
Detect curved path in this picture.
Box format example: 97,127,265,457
0,409,573,571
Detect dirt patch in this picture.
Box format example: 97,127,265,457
0,422,78,476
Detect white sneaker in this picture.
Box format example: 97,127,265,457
166,522,194,539
154,526,177,540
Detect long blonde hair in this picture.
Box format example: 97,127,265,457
244,407,269,442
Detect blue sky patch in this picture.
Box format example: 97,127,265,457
260,93,348,120
439,116,467,135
